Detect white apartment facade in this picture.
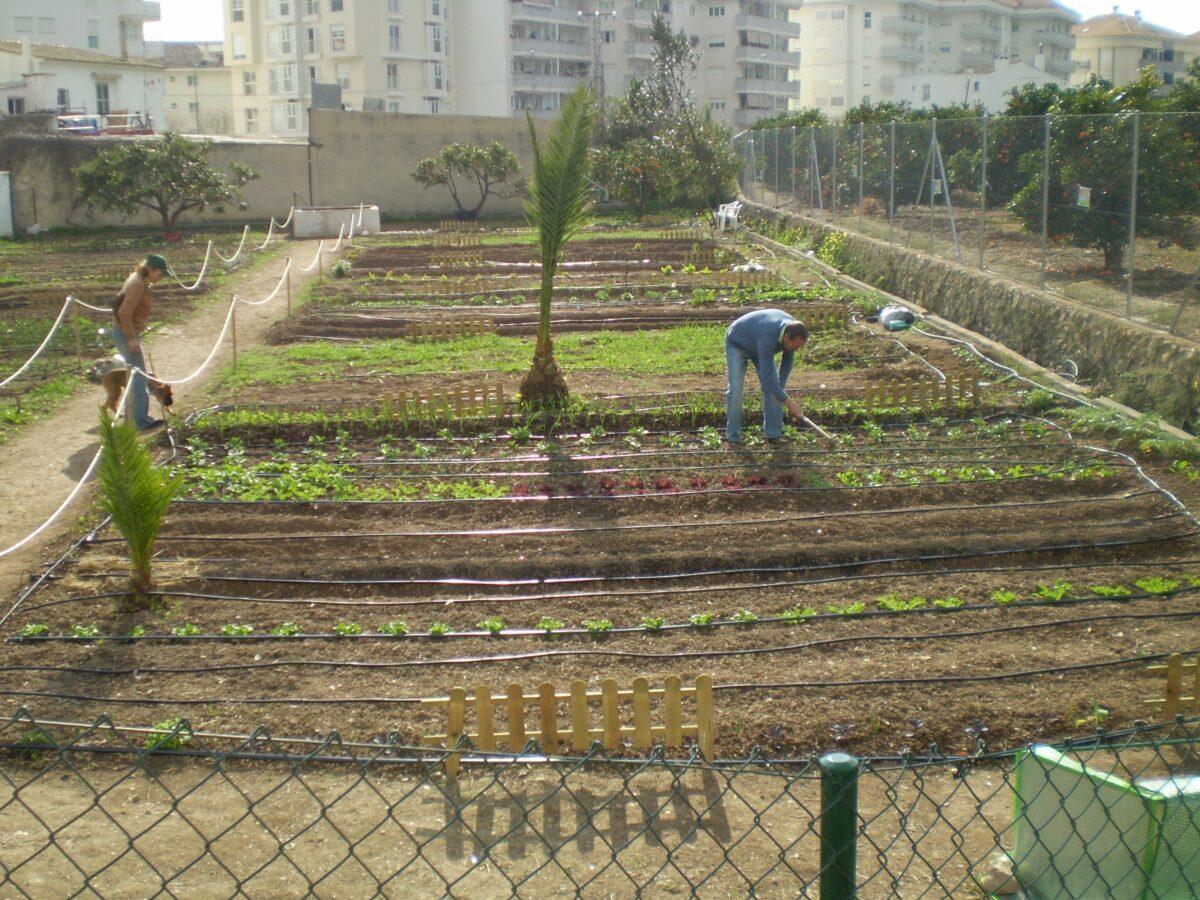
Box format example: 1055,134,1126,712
0,0,164,123
161,42,234,134
796,0,1078,115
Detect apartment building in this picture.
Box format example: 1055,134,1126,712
501,0,801,127
1071,8,1200,89
223,0,452,138
0,0,163,122
161,42,234,134
796,0,1078,115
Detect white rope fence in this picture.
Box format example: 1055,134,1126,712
170,239,214,292
213,225,250,264
0,298,76,390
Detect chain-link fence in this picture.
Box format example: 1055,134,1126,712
1,707,1198,897
737,113,1200,341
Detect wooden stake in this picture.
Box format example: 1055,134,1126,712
696,674,714,761
570,680,589,751
286,269,292,317
446,686,466,778
1165,654,1183,719
506,683,526,752
475,684,495,752
230,301,238,373
601,678,620,750
71,305,83,370
539,682,559,753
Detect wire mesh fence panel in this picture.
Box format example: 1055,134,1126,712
894,120,935,255
1,710,1199,898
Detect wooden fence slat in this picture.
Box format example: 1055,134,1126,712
1166,654,1183,719
446,687,466,778
475,684,495,752
632,678,652,751
602,678,621,751
664,675,683,747
1193,660,1200,714
539,682,559,753
507,683,526,752
570,680,589,751
696,674,714,761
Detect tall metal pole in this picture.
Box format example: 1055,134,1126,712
809,126,816,213
1125,109,1141,318
791,124,797,207
1039,113,1051,291
857,122,864,213
979,114,988,270
831,126,838,222
929,118,937,250
888,120,896,242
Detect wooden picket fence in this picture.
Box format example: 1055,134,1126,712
802,304,850,332
712,269,782,288
406,316,496,342
863,375,981,414
438,219,480,232
434,232,483,247
393,385,505,423
431,250,485,267
1145,654,1200,718
685,247,719,266
662,228,704,241
421,675,715,776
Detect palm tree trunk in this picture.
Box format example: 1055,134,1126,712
520,265,569,404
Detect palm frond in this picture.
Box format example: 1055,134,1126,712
96,410,181,597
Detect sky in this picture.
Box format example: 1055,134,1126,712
143,0,1200,43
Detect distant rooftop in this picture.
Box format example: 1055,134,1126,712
0,39,163,69
1074,10,1193,40
157,41,224,68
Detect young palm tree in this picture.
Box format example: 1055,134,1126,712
96,410,180,605
519,86,597,405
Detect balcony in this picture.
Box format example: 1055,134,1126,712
734,107,777,126
960,49,995,67
735,77,800,95
735,44,800,66
960,23,999,41
880,17,924,35
625,41,655,58
512,72,591,92
509,2,585,26
881,45,923,62
1033,30,1074,50
118,0,160,19
735,14,800,38
1043,56,1076,76
512,37,591,60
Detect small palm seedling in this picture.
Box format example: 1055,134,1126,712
146,717,190,751
730,609,759,626
333,621,363,637
171,623,199,639
429,621,453,638
478,616,506,636
96,410,181,607
536,616,565,636
271,622,302,636
584,618,613,635
221,623,254,637
19,623,48,638
519,86,596,405
1135,576,1180,595
640,616,666,632
379,621,409,638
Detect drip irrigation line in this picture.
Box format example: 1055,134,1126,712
39,531,1199,613
2,647,1191,708
6,608,1197,674
13,591,1200,646
134,490,1166,543
0,519,109,629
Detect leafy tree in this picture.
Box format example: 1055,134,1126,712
750,109,828,130
73,132,257,236
411,141,522,220
519,87,596,406
591,136,680,220
96,410,181,605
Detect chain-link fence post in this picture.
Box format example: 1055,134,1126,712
888,120,896,242
820,751,860,899
857,122,864,213
774,126,782,208
929,118,938,250
1040,113,1051,291
809,125,817,214
1126,109,1140,318
831,126,838,223
790,125,797,209
979,114,988,270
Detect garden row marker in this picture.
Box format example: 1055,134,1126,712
1145,654,1200,718
394,385,505,423
713,270,781,288
438,219,480,232
801,304,850,331
863,375,981,414
432,250,485,267
406,317,496,342
421,675,714,777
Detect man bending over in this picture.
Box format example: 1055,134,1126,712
725,308,809,445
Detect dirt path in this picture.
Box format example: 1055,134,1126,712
0,239,333,597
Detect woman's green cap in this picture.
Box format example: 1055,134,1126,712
145,254,171,275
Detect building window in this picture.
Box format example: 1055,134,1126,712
429,24,443,54
243,71,257,95
336,63,350,88
307,64,321,86
430,62,444,90
922,83,931,100
7,97,26,115
306,0,319,14
427,98,440,114
831,96,844,106
389,24,402,51
37,17,55,33
14,17,31,32
231,0,244,23
87,20,99,49
862,94,870,105
1012,22,1019,32
331,0,343,10
95,82,110,115
863,11,871,29
244,107,258,133
831,10,845,20
271,102,300,131
232,34,247,60
387,100,400,112
387,63,399,89
708,39,725,47
389,0,400,11
306,27,319,53
188,101,199,115
187,74,198,86
331,26,346,51
57,88,70,111
708,5,724,15
275,0,291,17
430,0,441,16
709,99,726,109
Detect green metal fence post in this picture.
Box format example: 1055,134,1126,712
820,751,860,899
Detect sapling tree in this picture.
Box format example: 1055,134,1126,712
74,133,257,237
96,410,180,606
411,142,522,220
519,86,597,405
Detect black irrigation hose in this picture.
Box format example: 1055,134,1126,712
2,647,1193,707
32,531,1199,614
6,608,1199,675
130,491,1169,544
0,520,109,629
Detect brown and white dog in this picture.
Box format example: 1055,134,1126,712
88,355,174,415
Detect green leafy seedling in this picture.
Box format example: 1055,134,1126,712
876,593,925,612
730,609,759,625
171,623,200,638
990,589,1019,605
271,622,302,636
1090,585,1132,598
146,717,189,752
536,616,565,635
1034,580,1073,602
429,621,453,638
781,606,815,623
70,624,100,639
19,623,48,638
380,621,409,638
688,612,715,629
477,616,506,636
827,602,866,616
220,623,253,637
932,596,964,609
128,625,146,638
640,616,666,631
1135,576,1180,595
584,618,613,635
333,621,363,637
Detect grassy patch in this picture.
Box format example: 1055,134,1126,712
0,375,80,445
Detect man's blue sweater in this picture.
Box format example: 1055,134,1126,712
726,308,796,403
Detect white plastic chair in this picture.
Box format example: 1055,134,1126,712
716,201,742,231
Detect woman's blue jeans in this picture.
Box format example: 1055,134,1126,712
112,327,154,429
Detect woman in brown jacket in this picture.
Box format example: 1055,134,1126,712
112,254,170,430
